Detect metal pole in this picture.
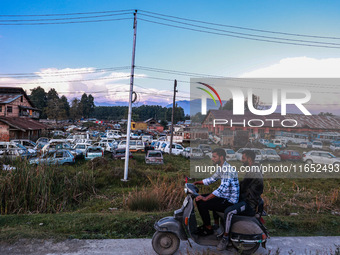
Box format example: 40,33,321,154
122,10,137,181
169,79,177,155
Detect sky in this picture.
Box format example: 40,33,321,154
1,0,340,110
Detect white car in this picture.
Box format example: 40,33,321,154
303,150,340,166
164,143,184,155
182,147,204,159
93,141,116,153
11,139,36,149
300,141,312,148
117,140,144,152
330,143,340,151
262,149,281,161
235,148,264,162
206,148,237,161
72,143,92,154
312,141,323,149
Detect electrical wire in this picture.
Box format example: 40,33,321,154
0,17,132,26
0,12,132,22
0,9,136,17
138,13,340,47
0,66,131,78
138,9,340,40
139,18,340,49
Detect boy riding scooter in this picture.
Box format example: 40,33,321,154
193,148,239,236
216,149,264,250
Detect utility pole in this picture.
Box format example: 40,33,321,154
122,10,137,182
169,79,177,155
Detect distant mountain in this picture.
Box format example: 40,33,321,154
95,100,169,107
166,100,191,115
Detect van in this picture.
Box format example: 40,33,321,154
117,140,144,152
266,139,286,149
11,139,37,149
164,143,184,155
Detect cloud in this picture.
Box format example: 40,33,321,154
239,57,340,78
238,57,340,115
0,67,176,105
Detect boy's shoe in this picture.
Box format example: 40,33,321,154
195,225,214,236
216,237,229,251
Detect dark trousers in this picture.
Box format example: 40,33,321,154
196,194,233,227
224,201,255,234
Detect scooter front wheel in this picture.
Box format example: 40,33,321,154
152,231,180,255
231,242,260,255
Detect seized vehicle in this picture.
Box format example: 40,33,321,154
145,150,164,164
235,148,264,162
303,150,340,166
278,150,302,161
11,139,36,149
198,144,212,155
29,149,75,166
266,139,286,149
84,146,104,160
164,143,184,155
312,140,323,149
112,148,133,160
262,149,281,161
117,140,144,152
182,147,204,159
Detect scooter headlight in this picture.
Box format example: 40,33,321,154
184,188,188,194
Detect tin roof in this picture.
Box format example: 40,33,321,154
0,117,48,131
0,87,36,107
0,94,21,104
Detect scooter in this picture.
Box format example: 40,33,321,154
152,183,269,255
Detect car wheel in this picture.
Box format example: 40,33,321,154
306,159,313,164
63,162,71,166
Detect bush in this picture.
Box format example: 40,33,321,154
0,161,96,214
126,174,185,212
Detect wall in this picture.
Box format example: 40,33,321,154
0,123,10,141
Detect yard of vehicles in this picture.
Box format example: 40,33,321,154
3,128,340,169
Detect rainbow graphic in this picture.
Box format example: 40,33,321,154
197,82,222,106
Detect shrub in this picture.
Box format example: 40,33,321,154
126,174,185,212
0,161,96,214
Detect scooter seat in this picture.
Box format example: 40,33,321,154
231,215,259,225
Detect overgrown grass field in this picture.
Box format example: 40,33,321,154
0,152,339,241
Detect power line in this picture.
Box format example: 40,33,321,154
138,13,340,47
0,17,132,26
0,12,132,22
0,9,135,17
139,18,340,49
0,66,131,78
138,9,340,40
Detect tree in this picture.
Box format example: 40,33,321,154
45,98,66,122
160,119,168,129
318,112,334,116
47,88,59,101
70,98,82,120
30,86,47,118
60,95,70,118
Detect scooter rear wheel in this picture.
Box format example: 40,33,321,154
230,220,263,255
152,231,180,255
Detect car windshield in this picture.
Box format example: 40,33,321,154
16,144,27,150
266,150,276,155
88,148,102,153
148,152,162,157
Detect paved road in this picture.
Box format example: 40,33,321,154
1,237,340,255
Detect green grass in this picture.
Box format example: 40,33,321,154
0,152,339,242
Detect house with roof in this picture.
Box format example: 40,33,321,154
0,87,47,141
